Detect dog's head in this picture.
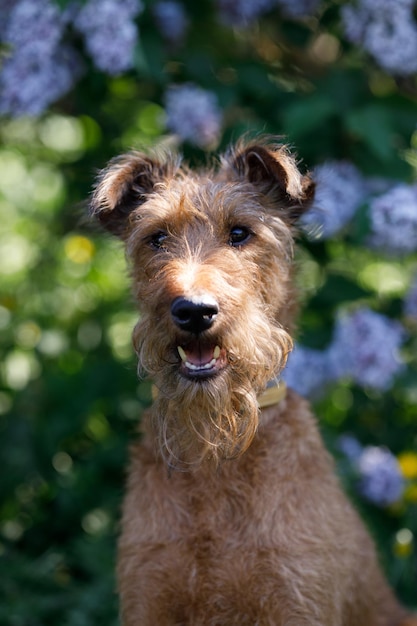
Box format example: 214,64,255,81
90,138,314,467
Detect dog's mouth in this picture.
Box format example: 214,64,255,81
177,341,228,379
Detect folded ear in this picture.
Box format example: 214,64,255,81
223,141,315,221
89,152,179,237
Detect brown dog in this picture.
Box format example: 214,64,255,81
90,138,416,625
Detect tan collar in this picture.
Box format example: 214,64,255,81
257,380,286,409
151,380,286,409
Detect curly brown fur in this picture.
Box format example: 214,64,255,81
89,138,416,625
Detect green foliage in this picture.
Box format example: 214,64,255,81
1,1,417,622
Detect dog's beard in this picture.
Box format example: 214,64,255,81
151,372,258,469
133,314,292,469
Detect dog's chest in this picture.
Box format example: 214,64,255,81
119,414,363,624
120,440,345,625
126,433,323,575
130,459,284,612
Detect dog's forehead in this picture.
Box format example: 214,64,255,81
146,175,264,225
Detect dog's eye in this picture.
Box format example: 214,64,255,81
229,226,251,247
149,231,168,250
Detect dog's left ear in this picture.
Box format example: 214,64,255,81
224,142,315,221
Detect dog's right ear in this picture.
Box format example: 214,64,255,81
89,152,179,238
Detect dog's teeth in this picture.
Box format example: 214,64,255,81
184,358,217,372
179,346,221,372
177,346,187,362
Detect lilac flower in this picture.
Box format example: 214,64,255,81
341,5,365,45
342,1,417,75
337,434,363,462
216,0,275,26
368,184,417,256
216,0,319,25
365,12,417,75
276,0,320,18
341,0,414,44
4,0,63,59
328,308,405,391
404,276,417,319
153,1,188,44
301,161,365,238
282,345,330,399
165,84,222,148
0,0,81,116
0,0,17,37
0,47,81,117
357,446,404,507
74,0,143,75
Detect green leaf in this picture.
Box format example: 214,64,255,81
283,94,336,139
346,104,394,162
309,274,373,309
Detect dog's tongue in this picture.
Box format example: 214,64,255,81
184,344,215,366
178,343,221,367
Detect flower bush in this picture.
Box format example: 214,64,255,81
0,0,416,622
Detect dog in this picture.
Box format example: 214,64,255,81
89,138,416,625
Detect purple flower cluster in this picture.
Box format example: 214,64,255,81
282,345,330,399
0,0,144,115
216,0,275,26
153,1,188,45
302,161,365,239
0,0,80,116
337,434,363,462
329,308,405,391
302,163,417,256
74,0,143,75
368,184,417,256
338,437,404,507
276,0,320,18
342,0,417,75
284,307,406,398
357,446,404,507
216,0,319,25
404,276,417,319
0,1,14,35
164,84,222,148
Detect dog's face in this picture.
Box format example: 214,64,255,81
90,140,314,466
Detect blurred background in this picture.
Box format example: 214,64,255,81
1,0,417,623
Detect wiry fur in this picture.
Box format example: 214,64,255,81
89,138,417,625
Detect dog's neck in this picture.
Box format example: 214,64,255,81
257,380,286,409
151,380,286,410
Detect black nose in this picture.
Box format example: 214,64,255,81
171,297,219,334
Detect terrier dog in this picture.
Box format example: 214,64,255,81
90,138,416,625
